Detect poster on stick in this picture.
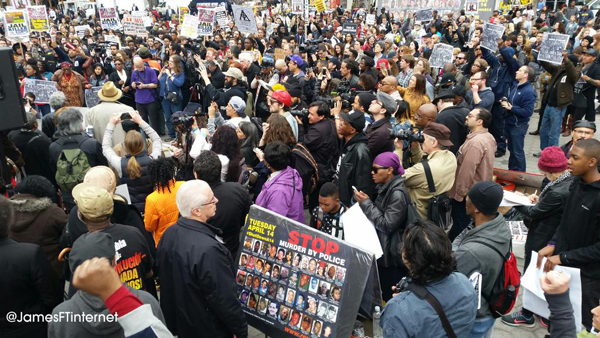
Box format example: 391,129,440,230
538,33,569,65
235,205,382,338
4,10,29,39
215,6,229,27
232,5,258,34
26,6,49,32
23,79,57,104
481,22,505,52
291,0,304,14
197,8,215,36
99,7,120,30
429,43,455,68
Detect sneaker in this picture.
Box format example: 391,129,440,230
533,152,541,158
537,315,549,328
501,311,535,328
495,150,506,158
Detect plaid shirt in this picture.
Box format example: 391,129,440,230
396,68,414,88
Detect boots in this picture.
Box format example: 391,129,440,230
561,114,568,134
562,114,573,137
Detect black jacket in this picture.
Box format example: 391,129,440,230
206,83,247,111
435,106,469,154
366,117,394,161
0,238,62,338
298,118,339,182
335,132,374,206
359,175,408,268
8,130,56,186
156,217,248,338
552,177,600,279
120,153,153,214
207,181,252,256
516,174,574,269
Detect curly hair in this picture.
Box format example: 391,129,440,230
14,175,56,199
148,157,177,193
264,114,296,148
401,219,455,284
211,126,243,182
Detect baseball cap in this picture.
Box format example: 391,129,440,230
341,109,366,132
440,73,457,85
223,67,244,80
72,183,114,221
228,96,247,117
422,122,454,147
271,89,292,107
290,54,305,67
573,120,596,131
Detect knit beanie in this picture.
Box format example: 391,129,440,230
538,146,568,173
468,181,503,215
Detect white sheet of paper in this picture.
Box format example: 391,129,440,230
341,204,383,259
115,184,131,205
521,251,582,332
500,199,519,207
503,190,534,206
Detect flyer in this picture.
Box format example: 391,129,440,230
235,206,381,338
4,10,29,39
99,7,120,30
26,5,49,32
197,8,214,36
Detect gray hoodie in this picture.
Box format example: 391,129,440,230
48,285,164,338
452,213,511,318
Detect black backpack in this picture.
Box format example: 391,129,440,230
291,143,319,197
422,158,453,231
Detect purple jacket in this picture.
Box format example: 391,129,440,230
256,166,305,223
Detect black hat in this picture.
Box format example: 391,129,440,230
341,110,366,132
433,89,456,104
573,120,597,132
328,56,341,70
440,73,457,85
468,181,503,215
68,232,115,273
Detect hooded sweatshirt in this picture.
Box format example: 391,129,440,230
452,213,511,318
48,285,164,338
256,166,305,223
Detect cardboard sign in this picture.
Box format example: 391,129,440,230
342,23,358,36
215,6,229,27
232,5,258,35
23,79,57,104
274,48,286,61
235,206,382,338
85,86,102,108
481,22,506,52
197,7,215,36
4,10,29,39
538,33,569,65
180,14,199,39
26,5,49,32
429,43,454,68
99,7,120,30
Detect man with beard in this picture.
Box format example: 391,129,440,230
198,63,247,111
560,121,599,171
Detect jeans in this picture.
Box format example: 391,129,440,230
469,316,496,338
136,100,163,136
505,123,528,172
161,97,183,138
491,102,506,152
540,105,567,150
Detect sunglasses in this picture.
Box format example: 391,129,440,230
371,166,389,172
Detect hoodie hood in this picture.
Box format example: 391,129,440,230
264,166,303,193
456,213,509,248
70,290,122,335
9,195,53,232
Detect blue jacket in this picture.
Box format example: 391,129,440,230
504,80,536,126
482,47,520,101
380,272,477,337
158,72,185,99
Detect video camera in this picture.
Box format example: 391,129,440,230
299,38,323,55
290,108,309,119
388,127,424,142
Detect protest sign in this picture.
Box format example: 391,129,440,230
99,7,120,30
75,25,89,38
123,15,147,38
26,6,49,32
197,8,215,36
291,0,304,14
538,33,569,65
381,0,461,11
314,0,326,12
415,8,433,22
179,6,189,18
481,22,505,52
180,14,199,39
23,79,57,104
232,5,258,35
429,43,455,68
215,6,229,27
104,35,121,49
196,0,227,9
366,14,376,25
465,0,478,15
10,0,28,9
274,48,286,61
342,23,358,36
4,10,29,39
85,86,102,108
235,205,382,338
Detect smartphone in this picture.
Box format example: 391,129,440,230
121,112,131,120
136,82,142,86
352,186,358,193
322,68,327,75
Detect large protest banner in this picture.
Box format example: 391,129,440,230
180,14,199,39
4,10,29,40
379,0,463,11
415,8,433,22
235,205,381,338
197,8,215,36
27,6,49,32
196,0,227,9
429,43,455,68
481,22,506,52
23,79,57,104
215,6,229,27
85,86,102,108
232,5,258,35
538,33,569,65
99,7,120,30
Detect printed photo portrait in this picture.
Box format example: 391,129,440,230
312,319,323,336
269,244,278,259
252,239,262,254
290,310,302,329
277,248,286,262
280,266,290,282
301,255,310,271
317,261,327,277
260,242,270,256
309,276,319,294
259,278,269,295
267,281,277,298
272,264,281,280
317,301,329,318
236,270,246,285
267,301,279,318
257,296,268,314
318,280,331,298
243,237,252,251
335,267,346,284
326,304,338,323
278,305,291,323
322,325,333,337
293,252,302,268
285,250,294,265
248,292,259,309
276,284,286,302
238,253,248,267
307,295,318,315
325,264,337,280
255,259,264,274
262,261,272,276
330,286,341,302
308,258,318,274
295,292,307,310
301,314,313,332
239,290,249,304
246,255,255,270
252,276,260,291
289,271,299,286
245,273,253,287
298,273,310,291
285,288,296,307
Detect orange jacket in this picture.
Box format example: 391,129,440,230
144,180,183,247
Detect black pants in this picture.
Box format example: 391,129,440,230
136,100,164,136
449,198,470,242
378,265,408,302
574,106,596,122
582,275,600,331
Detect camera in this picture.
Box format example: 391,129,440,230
121,113,131,120
290,108,309,119
389,128,425,142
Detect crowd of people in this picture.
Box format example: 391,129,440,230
1,1,600,338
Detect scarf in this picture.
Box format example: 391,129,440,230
541,171,571,196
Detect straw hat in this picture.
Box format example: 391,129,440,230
98,81,122,102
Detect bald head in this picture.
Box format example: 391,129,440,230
133,56,144,71
382,76,399,94
415,103,438,129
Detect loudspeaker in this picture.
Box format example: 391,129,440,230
0,48,26,131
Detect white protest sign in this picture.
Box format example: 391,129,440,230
85,86,102,108
26,5,49,32
465,0,478,15
180,14,199,39
291,0,304,14
75,25,89,38
123,15,147,38
341,204,384,259
104,35,121,48
3,10,29,39
481,22,505,52
232,5,258,35
215,6,228,27
99,7,120,30
197,7,214,36
429,43,454,68
366,14,376,25
23,79,57,104
538,33,570,65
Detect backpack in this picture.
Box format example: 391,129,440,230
471,240,520,318
55,137,91,192
291,143,319,196
422,158,453,231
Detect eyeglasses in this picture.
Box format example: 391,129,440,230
371,166,389,172
470,77,482,81
201,196,219,206
573,129,594,136
456,56,465,60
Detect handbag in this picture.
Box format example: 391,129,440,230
165,76,180,105
422,158,453,231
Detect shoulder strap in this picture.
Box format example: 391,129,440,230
421,158,436,194
26,134,41,147
406,283,457,338
469,239,510,260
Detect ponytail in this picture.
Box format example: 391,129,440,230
124,130,145,179
126,156,142,179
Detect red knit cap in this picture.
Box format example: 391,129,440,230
538,146,568,173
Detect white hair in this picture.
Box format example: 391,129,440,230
176,180,211,218
239,52,254,63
